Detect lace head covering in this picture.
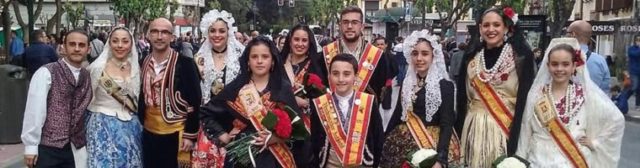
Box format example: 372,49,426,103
400,30,451,121
197,9,245,102
518,38,624,165
87,27,140,98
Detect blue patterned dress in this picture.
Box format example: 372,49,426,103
86,78,142,167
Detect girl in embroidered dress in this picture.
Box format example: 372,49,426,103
200,36,303,168
381,30,461,167
516,38,624,167
86,27,142,167
455,6,536,167
192,9,244,168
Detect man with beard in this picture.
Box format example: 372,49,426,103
322,6,394,109
139,18,202,168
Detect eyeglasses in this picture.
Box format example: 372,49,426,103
340,20,362,26
149,29,173,37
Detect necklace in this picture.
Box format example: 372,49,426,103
110,58,129,71
548,82,576,124
475,43,513,83
213,46,227,54
410,76,427,102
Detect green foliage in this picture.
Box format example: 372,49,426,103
63,1,84,28
110,0,167,26
310,0,343,27
208,0,221,9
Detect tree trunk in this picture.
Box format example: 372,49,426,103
46,0,63,35
2,2,12,62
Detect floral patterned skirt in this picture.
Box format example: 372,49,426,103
380,124,462,167
192,126,225,168
86,111,143,168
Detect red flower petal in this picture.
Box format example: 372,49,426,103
504,7,515,18
500,73,509,81
385,79,393,87
401,161,412,168
272,108,292,139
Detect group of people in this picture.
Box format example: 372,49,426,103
20,5,625,168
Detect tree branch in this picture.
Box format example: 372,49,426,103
11,1,26,27
34,0,43,20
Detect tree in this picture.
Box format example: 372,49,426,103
168,0,179,22
1,0,12,60
207,0,221,9
310,0,343,28
12,0,44,43
111,0,167,33
547,0,575,38
433,0,472,37
63,1,84,28
45,0,62,35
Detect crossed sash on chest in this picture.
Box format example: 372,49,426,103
312,92,374,167
323,42,382,92
99,72,137,112
534,90,588,168
285,60,312,133
225,82,296,168
405,110,461,163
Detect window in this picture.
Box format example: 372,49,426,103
392,2,398,7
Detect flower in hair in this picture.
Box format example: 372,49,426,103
503,6,518,25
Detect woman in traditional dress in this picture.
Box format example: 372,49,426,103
454,6,536,167
200,36,302,168
516,38,625,167
191,9,244,168
86,27,142,167
280,24,326,166
380,30,461,167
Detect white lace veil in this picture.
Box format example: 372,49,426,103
400,30,451,121
87,27,140,98
197,9,244,103
517,38,624,166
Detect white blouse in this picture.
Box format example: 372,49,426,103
87,77,135,121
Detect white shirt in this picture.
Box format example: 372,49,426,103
334,91,354,121
21,59,81,155
152,56,168,75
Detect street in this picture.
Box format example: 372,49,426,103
620,121,640,168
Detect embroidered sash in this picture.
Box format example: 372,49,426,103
322,42,383,92
312,92,374,167
535,94,588,168
234,82,296,168
406,111,436,149
470,77,514,136
99,72,137,112
285,60,313,133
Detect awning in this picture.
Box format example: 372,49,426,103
174,17,191,26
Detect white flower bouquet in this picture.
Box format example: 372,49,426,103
403,148,438,168
492,155,530,168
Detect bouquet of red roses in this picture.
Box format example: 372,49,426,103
225,104,309,167
294,73,327,99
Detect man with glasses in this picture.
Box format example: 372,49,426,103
140,17,202,168
627,35,640,110
322,6,395,111
567,20,611,94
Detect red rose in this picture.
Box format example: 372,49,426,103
385,79,393,87
401,161,412,168
272,108,292,139
307,73,325,88
504,7,515,18
500,73,509,81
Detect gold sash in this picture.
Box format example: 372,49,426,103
535,94,588,168
287,61,312,133
99,72,137,112
405,111,462,163
470,77,514,136
322,42,383,92
312,92,374,167
235,82,296,168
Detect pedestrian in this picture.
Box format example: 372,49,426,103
627,35,640,110
180,36,194,58
381,30,461,167
516,38,625,167
140,17,201,168
448,42,466,80
200,36,303,168
191,9,244,168
310,53,384,167
21,29,93,168
10,31,25,64
533,47,543,68
393,36,408,84
85,27,143,167
89,32,105,63
24,29,58,77
321,6,395,112
234,31,246,44
567,20,611,94
455,6,536,167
